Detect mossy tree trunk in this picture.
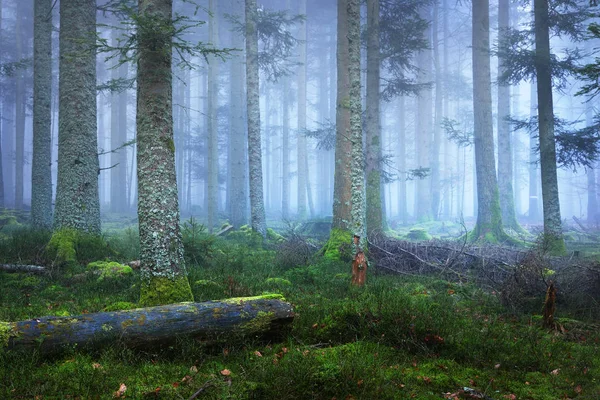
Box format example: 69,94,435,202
533,0,566,254
470,0,508,243
365,0,384,236
497,0,525,234
136,0,193,306
54,0,101,234
245,0,267,237
31,0,53,229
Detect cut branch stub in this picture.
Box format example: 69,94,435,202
351,235,367,287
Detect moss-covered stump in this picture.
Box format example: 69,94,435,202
1,295,293,354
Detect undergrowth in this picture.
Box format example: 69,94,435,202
0,226,598,399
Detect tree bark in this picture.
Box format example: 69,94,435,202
14,2,24,210
136,0,193,306
0,0,3,208
245,0,267,237
431,0,442,221
31,0,53,229
471,0,508,242
1,296,294,353
54,0,101,234
533,0,565,253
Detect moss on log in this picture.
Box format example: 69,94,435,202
1,295,293,353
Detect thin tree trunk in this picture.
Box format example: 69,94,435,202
54,0,100,234
297,0,308,220
0,0,5,208
586,87,597,227
529,80,540,222
534,0,565,253
207,0,220,232
281,74,290,220
31,0,53,228
14,3,24,209
245,0,267,237
431,0,442,220
397,96,407,224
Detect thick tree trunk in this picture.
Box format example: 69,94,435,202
1,296,294,353
471,0,507,242
228,3,248,228
31,0,53,229
0,0,3,208
533,0,565,253
207,0,220,232
365,0,383,236
497,0,523,233
136,0,193,306
297,0,308,220
245,0,267,237
54,0,100,234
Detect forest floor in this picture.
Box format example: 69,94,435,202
0,221,599,399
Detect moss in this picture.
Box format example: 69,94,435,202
139,275,194,306
240,311,275,333
265,277,291,287
46,228,78,265
0,321,13,348
221,294,285,305
194,280,222,290
322,228,353,261
87,261,133,281
407,228,432,241
266,228,285,243
104,302,137,312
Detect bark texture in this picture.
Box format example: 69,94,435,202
31,0,53,229
136,0,193,306
54,0,101,234
534,0,565,253
470,0,507,242
245,0,267,237
1,295,294,353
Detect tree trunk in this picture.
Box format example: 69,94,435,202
365,0,383,235
470,0,507,242
297,0,308,220
397,96,407,224
207,0,220,232
533,0,565,253
136,0,193,306
282,74,290,220
228,2,248,228
586,101,597,227
245,0,267,237
2,296,294,354
54,0,101,234
0,0,3,208
497,0,523,233
31,0,53,229
431,0,442,221
14,2,24,210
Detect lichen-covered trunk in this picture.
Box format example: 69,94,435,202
136,0,193,306
471,0,506,242
1,296,294,353
31,0,53,229
228,7,248,228
54,0,100,234
415,6,432,221
534,0,565,254
207,0,220,232
110,28,129,214
245,0,267,237
497,0,523,233
297,0,308,220
365,0,383,236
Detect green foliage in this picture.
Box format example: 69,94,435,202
46,229,115,268
181,217,215,266
87,261,133,281
106,227,140,261
0,227,51,265
103,302,137,312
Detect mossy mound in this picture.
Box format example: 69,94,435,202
46,229,114,267
322,228,353,261
407,228,432,241
139,275,194,307
193,279,223,290
265,277,292,287
87,261,133,281
267,228,285,244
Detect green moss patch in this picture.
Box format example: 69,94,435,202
87,261,133,281
322,228,353,261
139,275,194,307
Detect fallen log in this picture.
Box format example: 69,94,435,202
0,294,294,353
0,264,48,274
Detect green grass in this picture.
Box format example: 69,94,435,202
0,229,599,399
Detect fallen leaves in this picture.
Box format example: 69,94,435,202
113,383,127,398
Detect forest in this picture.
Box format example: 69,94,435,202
1,0,600,398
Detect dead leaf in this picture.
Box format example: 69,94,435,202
113,383,127,398
551,368,560,375
494,363,501,369
575,385,582,394
92,363,103,370
254,351,263,357
220,369,231,376
190,365,198,373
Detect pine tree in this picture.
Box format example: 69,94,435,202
136,0,193,306
31,0,53,229
54,0,101,234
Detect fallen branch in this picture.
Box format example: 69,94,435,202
0,264,48,274
1,295,294,354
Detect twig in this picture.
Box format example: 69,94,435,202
188,380,214,400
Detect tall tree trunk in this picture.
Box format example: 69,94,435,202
397,96,407,224
0,0,4,208
497,0,523,233
442,0,451,219
207,0,220,232
31,0,53,228
533,0,565,253
431,0,442,220
245,0,267,237
365,0,383,235
54,0,100,234
586,92,597,226
136,0,193,306
228,1,248,228
281,74,290,220
415,5,433,221
470,0,507,242
529,80,540,222
14,3,24,209
297,0,308,220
